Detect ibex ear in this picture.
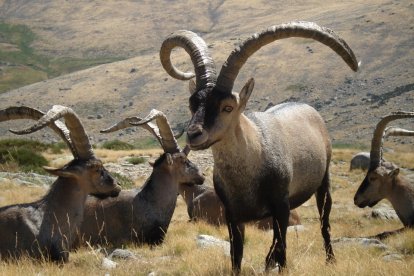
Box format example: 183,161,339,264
188,79,196,95
166,153,173,166
239,78,255,111
388,168,400,178
43,166,77,178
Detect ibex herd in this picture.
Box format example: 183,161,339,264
0,20,412,274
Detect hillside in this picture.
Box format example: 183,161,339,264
0,0,413,148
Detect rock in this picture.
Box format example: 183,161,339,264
382,252,404,262
109,248,137,260
370,205,399,220
332,237,388,251
287,225,306,232
196,234,230,256
101,257,118,269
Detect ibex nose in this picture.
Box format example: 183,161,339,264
187,124,203,140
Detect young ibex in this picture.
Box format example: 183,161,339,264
77,109,205,247
160,21,358,272
354,112,414,238
0,105,121,262
179,183,301,229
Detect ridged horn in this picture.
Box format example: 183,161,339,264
0,106,76,156
129,109,180,153
101,116,163,147
215,21,359,94
370,111,414,169
10,105,94,160
384,127,414,138
160,30,217,91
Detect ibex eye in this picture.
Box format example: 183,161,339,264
223,106,233,113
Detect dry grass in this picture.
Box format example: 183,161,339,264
0,148,413,275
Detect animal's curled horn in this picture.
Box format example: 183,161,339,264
10,105,95,160
370,111,414,169
0,106,76,156
215,21,360,94
101,116,164,147
384,127,414,138
129,109,180,153
160,30,217,92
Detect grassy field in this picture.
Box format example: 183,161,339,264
0,21,122,93
0,147,413,275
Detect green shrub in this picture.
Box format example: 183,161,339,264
132,137,160,149
110,172,135,189
126,156,147,165
0,147,48,174
101,140,135,150
0,138,49,152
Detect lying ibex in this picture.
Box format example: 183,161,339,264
354,112,414,238
349,127,412,171
160,21,358,272
0,105,121,262
77,109,205,247
179,183,301,229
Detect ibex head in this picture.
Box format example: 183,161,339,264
0,105,121,198
354,112,414,208
160,21,359,150
101,109,205,186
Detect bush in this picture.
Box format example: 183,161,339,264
110,172,135,189
0,147,48,174
101,140,135,150
126,156,147,165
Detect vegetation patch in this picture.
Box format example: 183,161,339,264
110,172,135,189
132,137,160,149
0,21,122,93
101,140,135,150
126,156,147,165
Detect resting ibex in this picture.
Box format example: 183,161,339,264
179,183,301,229
349,127,412,171
354,112,414,238
0,105,121,262
77,109,205,247
160,21,358,272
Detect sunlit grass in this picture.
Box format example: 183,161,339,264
0,147,413,275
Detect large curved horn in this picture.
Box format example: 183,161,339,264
129,109,180,153
160,30,217,91
370,111,414,169
0,106,76,155
101,116,163,147
384,127,414,138
10,105,94,160
215,21,359,94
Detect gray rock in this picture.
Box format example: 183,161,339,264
109,248,136,260
332,237,388,251
101,257,118,269
370,205,399,220
196,234,230,256
382,253,404,262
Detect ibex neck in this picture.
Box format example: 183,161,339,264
140,168,179,207
387,176,414,227
212,114,262,172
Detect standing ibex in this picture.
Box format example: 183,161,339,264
77,109,205,247
179,183,301,229
0,105,121,262
160,21,358,272
354,112,414,238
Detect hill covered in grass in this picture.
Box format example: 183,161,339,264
0,0,412,148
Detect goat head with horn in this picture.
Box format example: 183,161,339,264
0,105,121,262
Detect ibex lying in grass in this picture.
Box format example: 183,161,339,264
179,183,301,229
354,112,414,238
0,105,121,262
77,109,205,247
160,21,358,272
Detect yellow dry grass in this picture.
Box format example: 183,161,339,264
0,148,413,275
